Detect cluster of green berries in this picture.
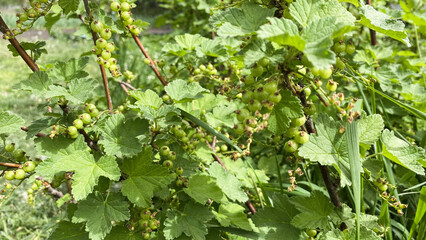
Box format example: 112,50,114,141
159,146,176,169
192,63,218,77
4,161,36,181
374,178,408,215
3,0,51,39
235,78,281,135
123,70,136,81
27,179,43,205
137,210,160,239
67,104,99,138
283,116,309,153
5,143,30,163
169,125,213,152
91,20,121,77
110,0,142,36
250,57,270,77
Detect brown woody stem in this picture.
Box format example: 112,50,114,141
21,126,46,137
130,32,168,86
0,15,39,72
82,0,114,114
0,162,21,168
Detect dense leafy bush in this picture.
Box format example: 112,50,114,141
0,0,425,239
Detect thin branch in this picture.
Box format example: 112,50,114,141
21,126,46,137
0,15,39,72
79,129,101,152
82,0,114,114
130,32,168,86
366,0,377,46
120,81,136,90
0,162,21,168
245,200,257,214
35,176,65,200
120,82,130,95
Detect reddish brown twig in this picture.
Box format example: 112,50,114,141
82,0,114,114
0,15,39,72
21,126,46,137
120,81,136,90
120,83,130,95
245,200,257,214
36,176,65,199
0,162,21,168
130,32,168,86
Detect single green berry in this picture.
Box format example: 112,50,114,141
73,119,84,129
105,42,115,52
79,113,92,125
110,1,120,11
101,50,111,60
4,182,12,189
4,171,15,180
13,149,25,159
264,81,278,94
234,123,245,135
284,140,299,153
160,146,170,156
248,99,262,112
326,80,338,92
295,131,309,144
167,151,176,161
236,109,250,122
333,42,346,53
304,87,311,97
251,65,264,77
14,169,26,180
96,38,107,49
121,2,131,11
241,91,253,104
306,229,317,237
100,28,112,40
291,116,306,127
176,167,184,175
89,108,99,118
258,57,270,67
91,20,103,33
27,188,34,194
149,219,159,230
120,11,131,21
303,104,316,116
5,143,15,152
345,43,356,55
336,58,345,70
220,144,228,152
269,91,282,104
67,126,78,136
163,160,173,169
285,127,299,138
311,67,320,76
319,68,332,79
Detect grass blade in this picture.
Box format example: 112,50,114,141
346,121,361,240
408,187,426,239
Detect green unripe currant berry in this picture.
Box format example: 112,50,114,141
13,149,25,159
31,183,38,190
101,50,111,60
304,87,311,97
236,109,250,122
285,127,299,138
251,65,264,77
162,94,170,102
291,115,306,127
85,104,97,113
269,91,282,104
264,81,278,94
326,80,338,92
255,87,269,100
142,232,150,240
105,42,115,52
258,57,270,67
311,67,320,76
333,42,346,53
241,91,253,104
73,119,84,129
315,80,323,87
306,229,317,237
303,104,316,116
199,65,207,71
234,124,245,135
5,143,15,152
378,184,388,192
284,140,299,153
220,144,228,152
319,68,332,79
149,219,159,230
91,20,103,33
27,188,34,194
160,146,170,156
96,57,104,65
245,117,257,128
67,126,78,135
4,171,15,180
100,28,112,40
336,58,345,70
4,182,12,189
70,133,78,139
96,38,107,49
345,43,356,55
168,151,176,161
139,219,149,228
144,58,151,65
120,11,131,21
121,2,131,11
27,8,37,18
176,167,184,175
130,26,142,35
248,99,262,112
158,59,166,68
19,13,28,21
79,113,92,124
244,75,255,85
140,210,151,220
110,1,120,11
89,108,99,118
163,160,173,169
295,131,309,144
14,169,26,180
176,179,183,187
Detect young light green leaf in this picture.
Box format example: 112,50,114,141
290,0,355,27
49,57,89,83
208,162,248,203
20,71,52,97
184,174,226,204
291,191,335,229
45,79,97,104
98,114,149,158
165,79,209,103
381,129,425,175
214,203,252,230
48,221,89,240
252,194,300,239
163,202,214,240
268,90,304,136
175,34,207,50
161,43,187,57
358,114,384,145
298,114,352,187
129,89,163,109
222,158,269,188
195,39,227,58
72,192,130,240
205,104,237,128
360,4,410,46
121,147,175,207
210,2,274,37
257,17,304,50
35,136,121,200
0,111,25,135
